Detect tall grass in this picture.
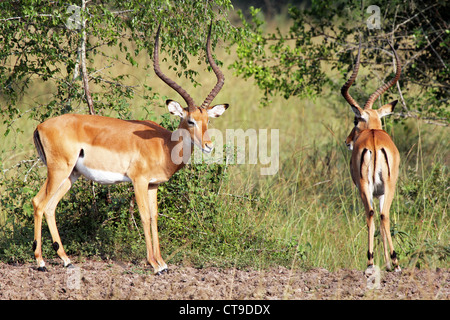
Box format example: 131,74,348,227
214,90,448,271
0,15,448,272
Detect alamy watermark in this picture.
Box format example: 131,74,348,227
65,5,82,30
365,265,381,290
366,5,381,30
171,128,280,176
66,266,81,290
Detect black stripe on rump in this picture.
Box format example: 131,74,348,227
360,148,368,178
381,148,390,177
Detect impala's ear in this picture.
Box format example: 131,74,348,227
378,100,398,118
207,104,229,118
166,100,185,118
350,105,368,122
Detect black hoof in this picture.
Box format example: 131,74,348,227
65,263,75,269
155,268,169,276
37,266,48,272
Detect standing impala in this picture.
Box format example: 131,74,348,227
31,24,228,275
341,40,401,273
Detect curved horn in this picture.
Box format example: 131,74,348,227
364,42,401,109
341,37,362,109
201,23,225,109
153,24,195,108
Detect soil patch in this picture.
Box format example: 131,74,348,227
0,260,448,300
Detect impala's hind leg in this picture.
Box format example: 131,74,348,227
379,192,400,272
359,186,375,272
33,179,49,271
33,170,79,270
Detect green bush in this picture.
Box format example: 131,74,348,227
0,157,228,263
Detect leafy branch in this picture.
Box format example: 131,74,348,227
231,0,449,125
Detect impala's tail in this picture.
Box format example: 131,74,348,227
33,129,47,166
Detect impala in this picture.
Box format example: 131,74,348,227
32,24,228,274
341,40,401,273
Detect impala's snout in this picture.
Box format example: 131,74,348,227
203,142,213,153
202,128,214,153
345,137,354,150
345,127,356,151
346,141,353,150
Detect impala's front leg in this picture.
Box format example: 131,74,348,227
133,179,165,275
33,179,48,270
148,184,168,274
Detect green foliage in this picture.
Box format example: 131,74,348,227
400,164,448,216
395,163,449,268
0,0,239,129
0,156,223,263
230,6,326,106
231,0,449,123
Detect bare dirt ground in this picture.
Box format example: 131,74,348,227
0,259,448,300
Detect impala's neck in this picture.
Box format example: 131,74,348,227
165,125,196,176
346,111,385,150
352,109,384,138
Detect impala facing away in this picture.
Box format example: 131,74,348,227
341,40,401,273
32,24,228,274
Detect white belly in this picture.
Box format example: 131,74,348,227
74,157,131,185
